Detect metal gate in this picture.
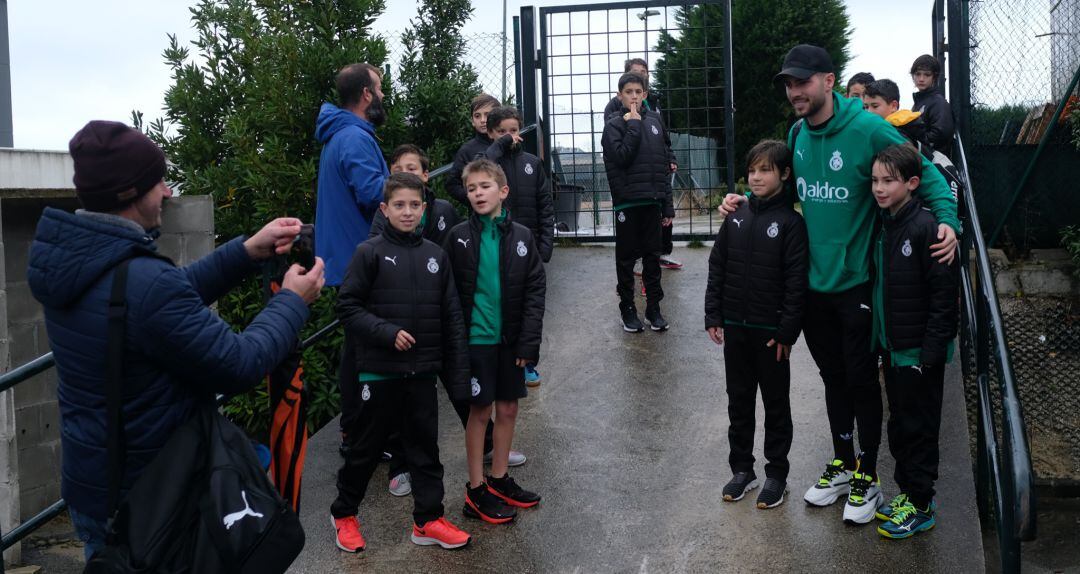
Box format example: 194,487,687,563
519,1,735,241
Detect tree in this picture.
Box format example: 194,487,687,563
653,1,852,175
138,0,389,436
394,0,483,199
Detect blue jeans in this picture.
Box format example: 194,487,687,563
68,507,107,562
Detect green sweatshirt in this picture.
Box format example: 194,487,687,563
469,210,505,344
789,92,959,293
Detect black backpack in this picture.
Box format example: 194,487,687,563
84,259,305,573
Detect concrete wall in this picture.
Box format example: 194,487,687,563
0,148,215,523
0,198,20,566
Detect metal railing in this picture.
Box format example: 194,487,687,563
0,128,536,567
954,132,1037,573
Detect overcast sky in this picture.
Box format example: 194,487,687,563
7,0,935,150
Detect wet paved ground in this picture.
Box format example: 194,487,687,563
290,245,984,573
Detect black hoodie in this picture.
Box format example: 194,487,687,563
912,87,954,154
447,133,494,206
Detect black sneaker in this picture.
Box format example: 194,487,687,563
463,483,517,524
486,474,541,508
756,477,787,509
644,304,669,331
722,471,759,502
621,303,644,333
339,441,348,458
380,451,392,462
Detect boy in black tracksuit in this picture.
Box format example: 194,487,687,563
705,140,808,509
447,94,500,207
868,144,958,540
601,72,675,333
910,55,954,155
331,173,472,552
445,159,546,525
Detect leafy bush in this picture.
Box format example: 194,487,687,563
1062,226,1080,279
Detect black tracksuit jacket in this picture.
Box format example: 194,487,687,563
705,193,809,346
368,186,460,246
337,225,470,399
443,213,547,363
484,135,555,262
912,87,955,154
601,109,675,218
875,198,958,365
447,133,494,206
603,93,676,166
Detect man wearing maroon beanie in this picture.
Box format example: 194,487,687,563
27,120,326,562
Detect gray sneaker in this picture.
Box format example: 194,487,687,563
389,472,412,497
484,450,528,467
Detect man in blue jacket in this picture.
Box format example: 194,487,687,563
315,62,390,455
28,120,325,559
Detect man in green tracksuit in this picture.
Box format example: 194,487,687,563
722,44,958,526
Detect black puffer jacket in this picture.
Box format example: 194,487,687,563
912,87,954,154
704,193,809,345
443,213,546,362
603,94,676,166
337,225,470,397
875,198,958,365
601,110,675,217
368,185,460,246
484,135,554,262
447,133,494,206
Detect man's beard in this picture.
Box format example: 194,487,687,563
366,94,387,127
795,89,828,119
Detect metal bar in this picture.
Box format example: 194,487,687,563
428,124,537,180
987,63,1080,246
520,6,539,158
502,0,508,102
0,499,66,552
0,352,54,395
538,0,721,15
538,8,551,173
722,0,736,198
513,16,523,110
0,0,12,147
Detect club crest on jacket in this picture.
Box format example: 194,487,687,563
829,150,844,171
427,257,439,273
517,241,528,257
651,124,659,135
524,163,534,175
767,221,779,238
902,239,913,257
438,215,446,231
470,377,481,397
361,384,371,401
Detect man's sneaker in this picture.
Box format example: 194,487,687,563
877,501,936,539
659,255,683,269
842,472,883,524
524,364,541,388
486,474,541,508
332,515,365,552
877,495,936,521
756,478,787,509
621,304,644,333
463,483,517,524
644,305,669,331
484,449,527,467
411,517,471,549
722,471,759,502
389,472,412,497
804,459,853,506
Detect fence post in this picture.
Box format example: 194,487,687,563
0,198,19,568
722,0,736,198
519,6,540,161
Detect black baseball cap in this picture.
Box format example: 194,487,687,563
773,44,835,85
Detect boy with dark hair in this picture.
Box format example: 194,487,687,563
602,72,675,333
868,144,958,539
846,72,875,99
483,105,555,264
603,58,681,270
705,139,808,509
331,172,472,552
447,93,502,206
446,159,547,525
369,144,459,246
910,54,954,153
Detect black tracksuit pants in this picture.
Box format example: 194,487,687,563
724,325,793,480
662,222,673,256
332,377,444,525
615,203,663,305
884,360,945,509
801,282,883,477
387,393,494,478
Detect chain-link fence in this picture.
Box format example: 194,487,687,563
386,32,517,103
963,0,1080,252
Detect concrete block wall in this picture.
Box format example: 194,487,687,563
0,189,214,521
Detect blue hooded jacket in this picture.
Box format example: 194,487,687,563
27,207,310,520
315,102,389,286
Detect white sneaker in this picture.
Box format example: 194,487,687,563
803,459,852,506
484,450,527,467
389,472,411,497
842,472,882,524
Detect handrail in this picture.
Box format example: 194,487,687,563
953,131,1037,573
0,125,539,567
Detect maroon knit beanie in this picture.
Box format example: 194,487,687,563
69,120,166,212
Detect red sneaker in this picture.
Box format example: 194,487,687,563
332,515,365,552
411,516,472,549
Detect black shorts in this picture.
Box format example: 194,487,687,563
468,344,527,406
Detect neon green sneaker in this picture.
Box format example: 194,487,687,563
803,459,852,506
876,493,909,521
878,501,936,539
